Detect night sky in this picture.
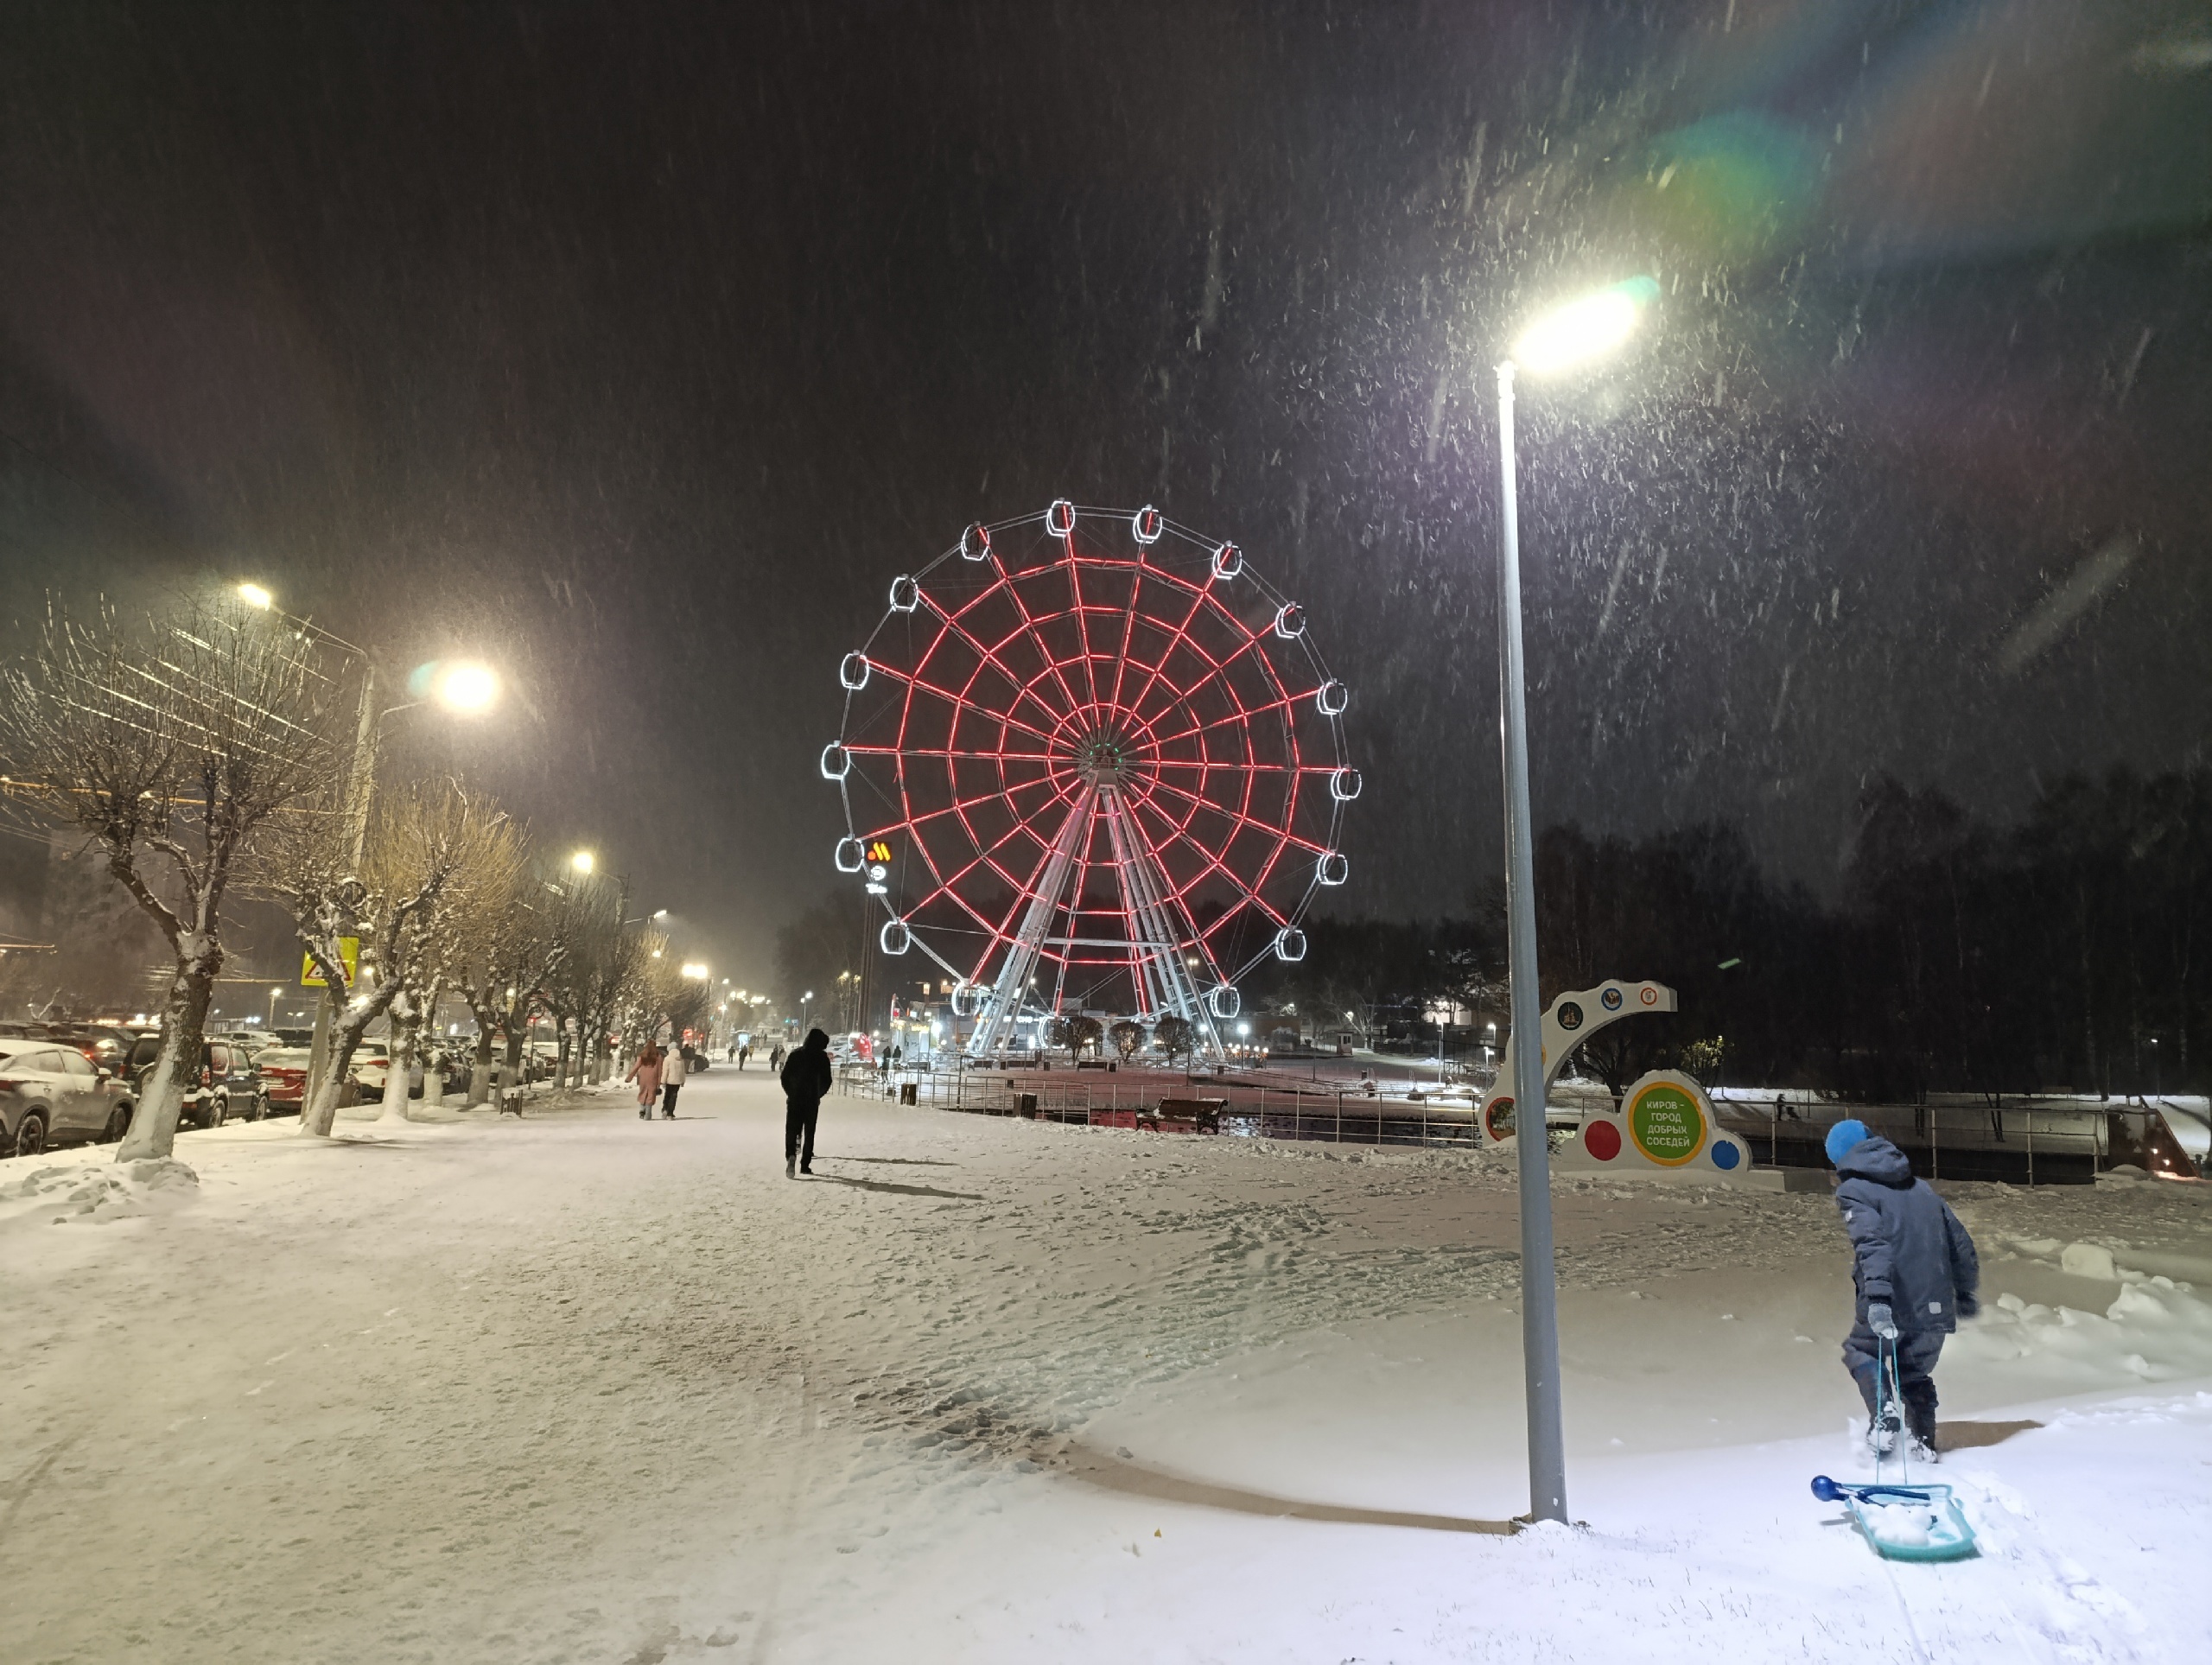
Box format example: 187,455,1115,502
3,1,2208,988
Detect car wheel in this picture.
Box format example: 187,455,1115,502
245,1091,268,1122
203,1094,226,1130
101,1104,130,1143
10,1110,47,1159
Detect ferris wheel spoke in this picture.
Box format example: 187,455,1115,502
1142,689,1314,753
1112,576,1217,734
892,796,1070,942
919,592,1081,732
869,663,1062,752
847,744,1058,766
1126,625,1273,739
1062,530,1109,720
1133,771,1331,861
977,562,1092,731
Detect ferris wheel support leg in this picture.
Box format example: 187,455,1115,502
1099,786,1228,1058
973,787,1096,1057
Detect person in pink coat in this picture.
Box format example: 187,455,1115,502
626,1043,664,1121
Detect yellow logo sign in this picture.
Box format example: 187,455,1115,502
867,839,893,863
301,937,360,988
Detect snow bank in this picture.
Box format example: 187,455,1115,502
0,1157,198,1225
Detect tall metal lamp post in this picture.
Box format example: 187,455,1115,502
1491,276,1654,1526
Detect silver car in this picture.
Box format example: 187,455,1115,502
0,1039,134,1157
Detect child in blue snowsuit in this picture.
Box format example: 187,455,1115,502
1827,1120,1980,1458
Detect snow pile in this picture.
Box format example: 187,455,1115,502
1952,1226,2212,1387
0,1157,199,1225
1859,1497,1939,1547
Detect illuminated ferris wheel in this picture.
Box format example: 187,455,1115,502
822,501,1357,1058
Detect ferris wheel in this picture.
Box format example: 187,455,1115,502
822,501,1357,1058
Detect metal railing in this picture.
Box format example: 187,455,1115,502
1713,1097,2204,1185
836,1064,2207,1184
837,1064,1483,1148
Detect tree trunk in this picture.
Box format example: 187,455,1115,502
118,950,216,1161
468,1025,494,1106
378,1006,416,1124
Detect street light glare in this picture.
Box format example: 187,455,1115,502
1510,278,1655,376
569,850,595,874
680,962,709,979
238,582,274,609
435,661,500,714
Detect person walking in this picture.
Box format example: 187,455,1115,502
626,1043,664,1122
769,1043,785,1074
779,1027,833,1177
738,1043,752,1071
1826,1119,1980,1461
660,1040,688,1118
727,1037,739,1063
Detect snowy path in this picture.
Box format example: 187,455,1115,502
2,1068,2208,1662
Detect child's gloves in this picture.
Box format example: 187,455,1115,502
1868,1302,1898,1340
1955,1291,1979,1320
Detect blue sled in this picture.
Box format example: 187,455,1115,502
1811,1475,1979,1562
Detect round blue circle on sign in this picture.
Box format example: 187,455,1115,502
1710,1141,1740,1171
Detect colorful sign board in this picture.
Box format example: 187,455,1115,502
300,937,359,988
1556,1070,1756,1182
1479,981,1677,1146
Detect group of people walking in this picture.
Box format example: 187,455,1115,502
620,1027,835,1183
624,1040,689,1118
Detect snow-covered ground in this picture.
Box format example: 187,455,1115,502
3,1068,2209,1662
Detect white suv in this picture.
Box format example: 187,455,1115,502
1,1039,132,1157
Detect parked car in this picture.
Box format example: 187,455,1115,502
58,1024,143,1073
251,1046,314,1118
1,1038,133,1156
121,1035,260,1128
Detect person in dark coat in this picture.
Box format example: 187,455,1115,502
1827,1119,1980,1459
779,1027,834,1177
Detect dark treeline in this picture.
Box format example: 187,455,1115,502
1257,769,2212,1103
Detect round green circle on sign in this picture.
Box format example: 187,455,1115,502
1628,1081,1706,1166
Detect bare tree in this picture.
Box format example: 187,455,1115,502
450,855,563,1105
1154,1014,1194,1068
263,779,516,1134
0,600,340,1159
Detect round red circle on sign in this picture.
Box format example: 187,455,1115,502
1584,1119,1622,1161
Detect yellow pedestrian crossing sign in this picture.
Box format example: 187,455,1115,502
301,937,360,988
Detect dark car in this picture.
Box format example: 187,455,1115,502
58,1024,139,1073
122,1035,262,1128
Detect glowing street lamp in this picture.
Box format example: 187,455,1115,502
238,581,275,610
680,963,709,980
569,850,595,876
1491,276,1653,1528
433,661,500,715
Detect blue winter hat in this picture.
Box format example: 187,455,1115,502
1825,1119,1871,1166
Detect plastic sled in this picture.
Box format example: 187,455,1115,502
1811,1476,1979,1562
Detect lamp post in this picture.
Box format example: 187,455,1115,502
268,986,284,1029
238,583,502,1110
1491,276,1654,1528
